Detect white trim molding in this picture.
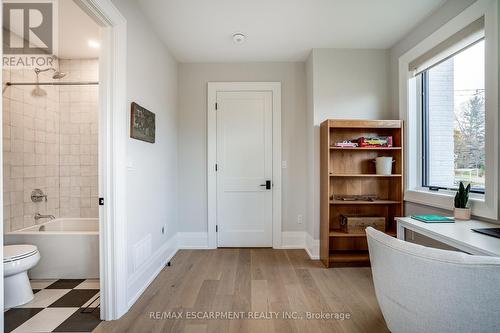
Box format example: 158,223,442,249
281,232,320,260
127,235,178,308
305,233,320,260
399,0,498,220
74,0,128,320
207,82,282,249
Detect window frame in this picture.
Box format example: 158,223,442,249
398,0,498,220
421,70,430,190
420,56,486,195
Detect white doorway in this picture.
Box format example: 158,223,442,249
75,0,128,320
207,82,282,249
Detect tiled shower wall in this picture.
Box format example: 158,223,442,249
2,59,98,232
58,60,99,218
2,65,60,232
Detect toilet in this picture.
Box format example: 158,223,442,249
4,245,41,309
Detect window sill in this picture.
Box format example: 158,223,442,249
405,188,496,220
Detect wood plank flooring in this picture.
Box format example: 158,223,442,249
94,249,388,333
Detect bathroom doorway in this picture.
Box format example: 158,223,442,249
1,0,127,330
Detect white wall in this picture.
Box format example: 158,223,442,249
306,48,391,239
178,62,307,234
111,0,178,306
305,53,315,239
312,49,392,124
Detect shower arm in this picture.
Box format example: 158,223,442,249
34,67,54,75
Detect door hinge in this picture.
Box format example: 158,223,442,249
216,225,218,232
99,197,104,206
215,164,218,171
215,102,218,110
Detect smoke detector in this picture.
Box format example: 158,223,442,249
232,33,246,44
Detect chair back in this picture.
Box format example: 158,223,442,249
366,226,500,333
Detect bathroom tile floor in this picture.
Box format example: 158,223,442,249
5,279,101,333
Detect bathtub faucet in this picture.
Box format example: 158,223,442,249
34,213,55,221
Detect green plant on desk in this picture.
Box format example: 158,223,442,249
454,181,471,208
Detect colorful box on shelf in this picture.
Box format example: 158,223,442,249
334,140,358,148
358,136,393,147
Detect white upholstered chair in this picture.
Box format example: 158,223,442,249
366,226,500,333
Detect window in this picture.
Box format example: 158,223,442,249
400,7,498,219
421,40,485,194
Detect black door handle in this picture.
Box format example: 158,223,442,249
259,180,272,190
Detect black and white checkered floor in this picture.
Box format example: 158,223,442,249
5,279,101,333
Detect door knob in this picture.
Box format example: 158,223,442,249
259,180,272,190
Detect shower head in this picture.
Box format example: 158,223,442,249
34,67,67,79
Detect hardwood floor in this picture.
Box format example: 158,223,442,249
94,249,388,333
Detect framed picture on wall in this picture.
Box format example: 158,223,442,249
130,102,156,143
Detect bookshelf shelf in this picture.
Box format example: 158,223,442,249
329,251,370,264
330,200,401,205
330,147,402,151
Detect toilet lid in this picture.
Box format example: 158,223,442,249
4,245,38,263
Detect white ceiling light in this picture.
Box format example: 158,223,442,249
232,33,246,44
88,39,100,48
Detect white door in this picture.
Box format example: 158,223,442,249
216,91,273,247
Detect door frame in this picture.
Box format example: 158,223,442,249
207,82,282,249
74,0,128,320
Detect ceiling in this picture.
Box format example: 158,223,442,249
57,0,100,59
137,0,446,63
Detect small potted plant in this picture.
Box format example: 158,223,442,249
454,182,471,220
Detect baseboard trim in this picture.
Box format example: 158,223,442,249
177,232,209,249
305,233,320,260
127,235,178,308
281,231,319,260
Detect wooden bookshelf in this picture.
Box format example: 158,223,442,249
320,119,404,267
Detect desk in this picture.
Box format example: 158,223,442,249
396,217,500,256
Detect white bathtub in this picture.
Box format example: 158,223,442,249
5,218,99,279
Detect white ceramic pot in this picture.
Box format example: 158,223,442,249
375,157,394,175
454,207,471,220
